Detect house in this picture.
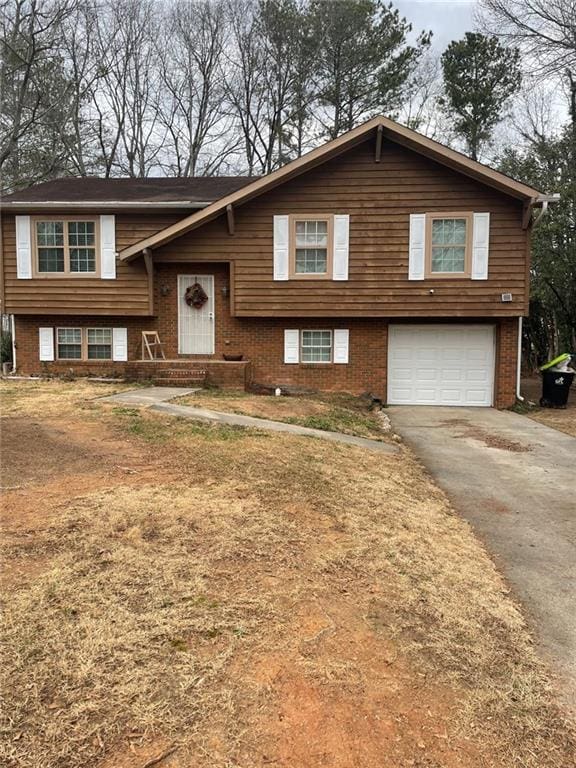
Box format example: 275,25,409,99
0,116,548,407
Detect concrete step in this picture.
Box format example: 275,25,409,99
156,369,206,377
151,377,205,387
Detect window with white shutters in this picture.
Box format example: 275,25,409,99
35,219,98,275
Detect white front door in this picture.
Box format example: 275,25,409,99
178,274,215,355
387,324,495,406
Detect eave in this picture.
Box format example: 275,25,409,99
0,200,211,210
118,116,545,262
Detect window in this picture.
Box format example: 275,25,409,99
57,328,82,359
301,330,332,363
426,213,471,276
87,328,112,359
68,222,96,272
37,222,65,272
35,219,97,275
56,327,113,360
290,216,333,277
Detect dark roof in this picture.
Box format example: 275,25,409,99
1,176,257,205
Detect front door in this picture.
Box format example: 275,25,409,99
178,274,215,355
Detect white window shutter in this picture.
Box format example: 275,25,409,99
332,215,349,280
39,327,54,361
408,214,426,281
273,215,289,280
100,215,116,279
112,327,128,361
284,329,299,363
16,216,32,279
471,212,490,280
333,329,349,364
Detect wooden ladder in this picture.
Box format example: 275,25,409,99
141,331,166,360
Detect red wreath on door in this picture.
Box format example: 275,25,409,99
184,282,208,309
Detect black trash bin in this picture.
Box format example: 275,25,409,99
540,370,574,408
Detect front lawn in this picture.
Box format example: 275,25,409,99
1,380,574,768
177,389,389,440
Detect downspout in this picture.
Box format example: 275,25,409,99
516,194,559,402
516,316,523,402
0,210,15,374
531,199,548,226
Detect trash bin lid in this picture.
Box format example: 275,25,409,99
540,353,571,371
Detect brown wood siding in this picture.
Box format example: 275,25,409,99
2,212,184,315
154,139,528,317
2,137,529,318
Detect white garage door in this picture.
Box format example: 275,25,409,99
388,325,495,406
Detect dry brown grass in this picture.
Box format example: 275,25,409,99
0,378,133,419
177,389,387,440
1,484,284,767
519,377,576,438
1,381,574,768
525,406,576,438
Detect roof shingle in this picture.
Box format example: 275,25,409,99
1,176,256,204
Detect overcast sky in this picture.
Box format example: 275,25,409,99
394,0,477,51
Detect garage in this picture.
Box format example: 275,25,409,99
387,325,495,406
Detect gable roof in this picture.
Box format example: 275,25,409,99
1,176,255,208
119,116,544,262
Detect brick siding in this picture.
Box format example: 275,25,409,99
494,317,519,409
12,262,518,406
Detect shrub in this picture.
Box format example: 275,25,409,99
0,331,12,364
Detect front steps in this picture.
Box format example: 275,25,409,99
125,360,252,390
151,367,207,387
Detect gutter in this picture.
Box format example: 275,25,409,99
532,193,560,226
517,193,560,400
0,200,212,209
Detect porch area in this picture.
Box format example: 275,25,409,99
125,359,252,389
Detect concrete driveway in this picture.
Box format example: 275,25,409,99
388,406,576,705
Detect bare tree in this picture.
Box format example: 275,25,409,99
224,0,269,174
399,53,450,142
83,0,164,178
58,0,107,176
157,0,237,176
0,0,78,189
113,0,163,177
479,0,576,165
478,0,576,77
225,0,317,174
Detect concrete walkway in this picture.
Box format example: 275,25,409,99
100,386,199,405
388,406,576,705
152,401,398,454
100,387,398,454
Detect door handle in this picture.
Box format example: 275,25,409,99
209,312,214,320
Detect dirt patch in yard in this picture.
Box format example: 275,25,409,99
1,418,98,487
441,418,533,452
1,381,574,768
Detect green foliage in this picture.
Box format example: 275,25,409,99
441,32,521,160
0,331,12,364
257,0,318,164
308,0,431,138
499,127,576,364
